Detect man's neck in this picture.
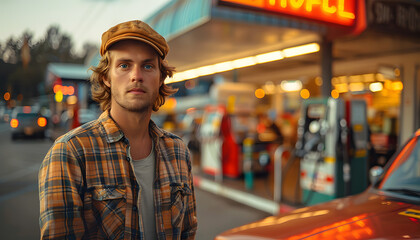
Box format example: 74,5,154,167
109,107,151,141
109,107,154,160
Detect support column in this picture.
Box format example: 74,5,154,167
399,63,417,145
321,38,333,97
233,69,238,82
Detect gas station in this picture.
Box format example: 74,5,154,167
144,0,420,212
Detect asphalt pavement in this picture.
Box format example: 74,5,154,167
0,123,270,239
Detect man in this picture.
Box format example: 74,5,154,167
39,20,198,239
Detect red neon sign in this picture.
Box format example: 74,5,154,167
53,85,75,96
219,0,356,26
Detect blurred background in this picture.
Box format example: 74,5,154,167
0,0,419,239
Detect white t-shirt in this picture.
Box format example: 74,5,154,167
132,142,157,240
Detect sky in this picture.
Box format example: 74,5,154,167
0,0,171,54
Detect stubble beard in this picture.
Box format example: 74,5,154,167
112,89,159,113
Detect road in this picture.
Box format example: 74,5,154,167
0,123,270,239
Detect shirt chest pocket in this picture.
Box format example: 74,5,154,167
170,182,192,228
91,186,127,239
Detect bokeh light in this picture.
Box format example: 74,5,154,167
300,89,310,99
255,88,265,99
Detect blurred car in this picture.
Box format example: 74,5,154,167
215,129,420,240
10,107,48,140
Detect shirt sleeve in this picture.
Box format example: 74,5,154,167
38,140,85,239
181,149,198,240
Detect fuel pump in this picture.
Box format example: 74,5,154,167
200,105,240,181
345,99,370,194
296,97,369,206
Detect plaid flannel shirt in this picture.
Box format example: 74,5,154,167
39,111,197,239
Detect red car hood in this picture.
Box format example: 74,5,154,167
216,191,420,240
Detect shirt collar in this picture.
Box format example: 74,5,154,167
149,119,165,139
98,111,124,143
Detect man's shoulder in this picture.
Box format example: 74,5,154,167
161,128,183,141
55,119,102,144
157,127,186,144
153,125,189,151
150,120,183,141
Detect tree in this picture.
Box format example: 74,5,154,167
0,25,90,104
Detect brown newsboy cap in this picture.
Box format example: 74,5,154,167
100,20,169,58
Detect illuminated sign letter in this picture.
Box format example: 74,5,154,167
218,0,357,26
322,0,337,14
338,0,355,19
281,0,287,8
290,0,305,9
306,0,321,12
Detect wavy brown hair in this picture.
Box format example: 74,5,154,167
89,51,177,112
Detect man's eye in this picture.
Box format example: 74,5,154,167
144,64,153,70
119,63,128,69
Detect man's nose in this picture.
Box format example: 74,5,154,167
131,66,143,82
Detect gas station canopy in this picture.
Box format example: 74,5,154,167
146,0,420,84
147,0,325,72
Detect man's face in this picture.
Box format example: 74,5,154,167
105,40,161,113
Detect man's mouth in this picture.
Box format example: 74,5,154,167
128,88,146,94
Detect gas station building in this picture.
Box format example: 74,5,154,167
147,0,420,144
143,0,420,212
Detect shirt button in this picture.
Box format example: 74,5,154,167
126,156,131,161
133,206,138,211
